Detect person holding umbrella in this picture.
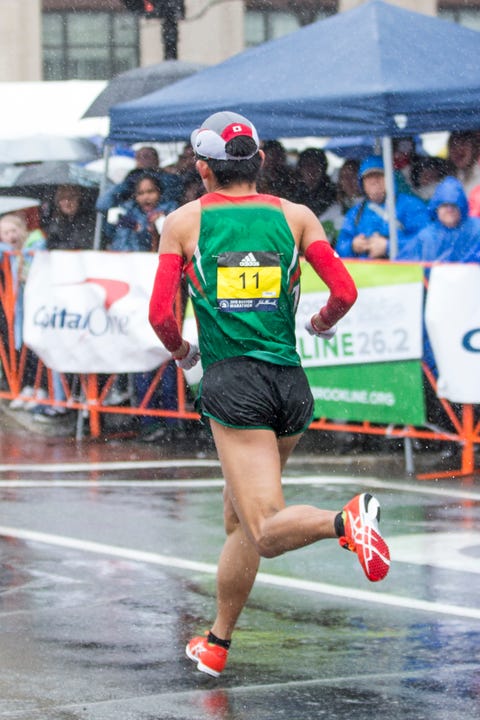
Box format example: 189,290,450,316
44,184,96,250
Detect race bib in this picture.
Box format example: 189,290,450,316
216,251,281,312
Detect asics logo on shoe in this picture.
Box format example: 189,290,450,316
239,252,260,266
344,509,390,579
340,493,390,582
190,639,207,657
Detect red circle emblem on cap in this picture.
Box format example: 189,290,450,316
221,123,253,143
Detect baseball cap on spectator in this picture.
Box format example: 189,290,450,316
191,111,260,161
359,155,385,181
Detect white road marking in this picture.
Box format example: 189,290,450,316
1,525,480,622
34,663,480,716
0,478,226,489
297,474,480,502
0,472,479,502
0,459,221,473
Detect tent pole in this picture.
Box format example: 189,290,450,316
382,136,398,259
93,143,112,250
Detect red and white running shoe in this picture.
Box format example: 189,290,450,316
339,493,390,582
186,634,228,677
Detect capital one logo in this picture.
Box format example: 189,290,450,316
32,277,132,337
462,328,480,353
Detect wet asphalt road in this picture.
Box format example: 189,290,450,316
0,426,480,720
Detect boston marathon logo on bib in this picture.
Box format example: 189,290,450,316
216,251,281,312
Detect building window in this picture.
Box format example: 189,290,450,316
245,9,333,47
245,11,299,46
438,9,480,32
42,11,139,80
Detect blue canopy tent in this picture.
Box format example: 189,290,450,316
107,0,480,254
109,1,480,141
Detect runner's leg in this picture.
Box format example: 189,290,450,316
211,422,337,558
210,492,259,640
209,421,336,640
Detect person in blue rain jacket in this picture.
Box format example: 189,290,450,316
400,175,480,429
399,175,480,262
336,155,429,259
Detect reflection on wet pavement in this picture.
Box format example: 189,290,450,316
0,430,479,719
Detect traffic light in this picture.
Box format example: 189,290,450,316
121,0,185,59
121,1,185,20
121,1,148,14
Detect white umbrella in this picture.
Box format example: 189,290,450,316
0,196,40,214
0,81,107,139
0,135,99,164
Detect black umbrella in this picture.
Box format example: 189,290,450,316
1,162,98,189
0,162,99,208
83,60,206,118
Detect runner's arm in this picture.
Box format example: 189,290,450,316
148,253,186,355
304,240,358,332
148,203,199,359
283,200,358,332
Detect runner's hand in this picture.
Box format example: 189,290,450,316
173,341,200,370
304,316,337,340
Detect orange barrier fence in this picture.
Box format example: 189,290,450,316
0,254,478,479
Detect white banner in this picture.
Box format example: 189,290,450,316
425,264,480,403
296,282,423,368
23,251,170,373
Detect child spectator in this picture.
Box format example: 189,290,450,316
0,213,46,409
96,145,183,219
399,176,480,262
108,172,177,253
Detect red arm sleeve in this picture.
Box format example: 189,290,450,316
304,241,358,326
148,253,184,352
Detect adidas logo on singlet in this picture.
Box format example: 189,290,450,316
239,252,260,267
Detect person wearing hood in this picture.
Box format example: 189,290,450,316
399,176,480,450
336,155,429,259
399,176,480,262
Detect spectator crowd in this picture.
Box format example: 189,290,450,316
1,130,480,441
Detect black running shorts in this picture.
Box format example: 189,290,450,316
199,356,314,437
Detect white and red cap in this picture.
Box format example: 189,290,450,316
191,111,260,161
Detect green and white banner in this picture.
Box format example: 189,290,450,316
296,261,426,425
